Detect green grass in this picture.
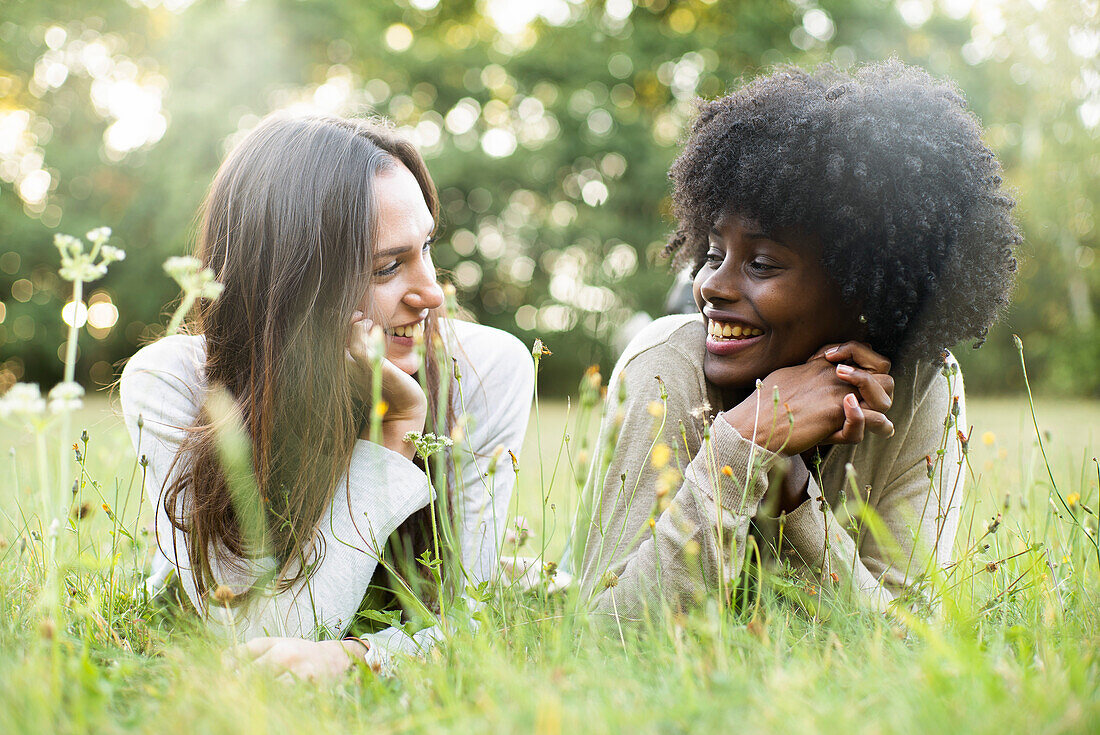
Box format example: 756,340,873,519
1,390,1098,734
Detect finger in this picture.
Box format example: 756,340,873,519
834,393,865,444
835,365,893,412
823,342,891,374
862,409,895,438
244,637,280,660
809,343,843,361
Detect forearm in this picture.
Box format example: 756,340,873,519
204,440,433,639
780,493,898,611
581,419,776,621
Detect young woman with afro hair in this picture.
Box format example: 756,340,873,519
573,60,1019,623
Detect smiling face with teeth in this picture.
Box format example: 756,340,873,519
693,213,860,399
360,163,444,375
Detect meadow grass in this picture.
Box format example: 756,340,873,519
0,385,1097,734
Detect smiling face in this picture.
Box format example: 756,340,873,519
361,163,444,375
693,213,859,393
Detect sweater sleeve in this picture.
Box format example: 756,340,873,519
576,349,781,623
119,336,432,641
447,324,535,586
779,363,965,611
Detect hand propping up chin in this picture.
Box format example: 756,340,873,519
722,341,895,457
346,311,427,459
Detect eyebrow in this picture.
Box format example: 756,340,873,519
709,225,787,243
374,226,436,258
375,245,415,258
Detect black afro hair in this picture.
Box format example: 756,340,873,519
667,60,1020,364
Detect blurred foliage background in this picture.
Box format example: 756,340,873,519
0,0,1097,396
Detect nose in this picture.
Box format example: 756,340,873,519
698,259,742,308
404,252,444,311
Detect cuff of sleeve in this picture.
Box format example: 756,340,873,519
686,418,780,513
781,480,851,574
781,491,827,569
348,439,434,506
342,440,434,550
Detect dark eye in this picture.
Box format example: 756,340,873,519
704,247,724,266
373,261,399,278
422,235,435,253
747,259,780,275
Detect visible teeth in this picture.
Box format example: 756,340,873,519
390,322,424,339
708,319,762,340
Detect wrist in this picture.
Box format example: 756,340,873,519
778,457,811,515
721,402,788,455
379,414,425,459
341,637,371,665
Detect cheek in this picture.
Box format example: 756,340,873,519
363,283,400,321
691,269,707,311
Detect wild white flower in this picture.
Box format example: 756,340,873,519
0,383,47,420
365,324,387,362
85,226,112,244
163,255,202,278
403,431,453,460
47,381,84,414
99,245,126,263
54,228,123,283
164,256,223,300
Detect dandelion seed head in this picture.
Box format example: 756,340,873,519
212,585,237,603
47,381,84,414
688,400,712,420
0,383,47,419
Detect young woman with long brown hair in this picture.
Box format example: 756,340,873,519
121,114,533,677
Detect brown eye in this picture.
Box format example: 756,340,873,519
373,261,399,278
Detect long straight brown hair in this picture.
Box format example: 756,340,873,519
163,114,449,605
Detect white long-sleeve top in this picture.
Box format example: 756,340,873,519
120,319,534,653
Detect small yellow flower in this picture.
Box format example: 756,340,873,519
374,400,389,418
584,365,601,390
647,400,664,418
829,571,840,583
981,431,996,446
721,465,733,478
648,517,656,529
650,442,670,469
1067,493,1080,507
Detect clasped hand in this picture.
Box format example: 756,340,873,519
346,312,427,459
723,341,895,457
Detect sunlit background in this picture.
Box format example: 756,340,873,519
1,0,1097,395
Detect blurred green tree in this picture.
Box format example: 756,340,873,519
0,0,1096,396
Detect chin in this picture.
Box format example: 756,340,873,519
703,357,758,392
